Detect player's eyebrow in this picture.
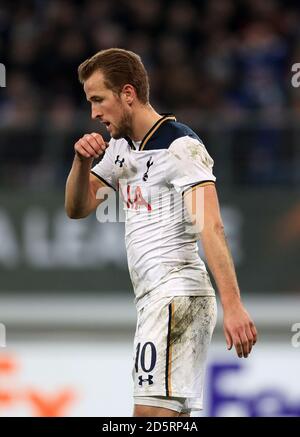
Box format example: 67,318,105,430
87,95,103,102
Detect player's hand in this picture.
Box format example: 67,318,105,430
223,302,258,358
74,133,108,160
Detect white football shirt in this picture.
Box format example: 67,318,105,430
91,115,216,308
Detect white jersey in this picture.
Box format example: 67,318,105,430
91,115,216,308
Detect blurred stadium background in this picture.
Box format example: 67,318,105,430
0,0,299,417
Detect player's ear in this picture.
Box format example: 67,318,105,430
122,84,135,105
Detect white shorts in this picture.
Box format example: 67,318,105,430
133,295,217,411
134,396,194,414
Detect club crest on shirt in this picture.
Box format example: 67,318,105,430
143,156,153,181
114,155,125,167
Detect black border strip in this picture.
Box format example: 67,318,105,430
0,417,298,433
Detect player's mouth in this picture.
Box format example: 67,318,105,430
103,121,111,129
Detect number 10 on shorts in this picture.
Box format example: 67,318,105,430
135,342,157,386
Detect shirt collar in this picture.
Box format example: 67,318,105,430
125,114,176,151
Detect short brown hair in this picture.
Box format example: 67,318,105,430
78,48,149,104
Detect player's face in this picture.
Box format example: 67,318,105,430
84,70,133,139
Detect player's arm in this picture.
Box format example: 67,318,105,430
65,133,108,219
184,184,258,358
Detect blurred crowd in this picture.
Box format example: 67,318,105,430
0,0,300,188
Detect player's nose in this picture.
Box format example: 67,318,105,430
91,106,103,120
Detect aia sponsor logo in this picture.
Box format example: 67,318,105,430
119,184,152,211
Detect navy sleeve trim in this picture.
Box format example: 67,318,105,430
182,180,215,196
90,171,116,191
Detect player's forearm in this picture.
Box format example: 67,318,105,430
65,154,94,218
201,223,241,309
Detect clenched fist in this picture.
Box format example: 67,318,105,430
74,133,108,160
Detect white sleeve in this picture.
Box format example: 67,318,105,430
91,140,117,191
167,136,216,194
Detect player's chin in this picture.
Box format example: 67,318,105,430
111,130,123,140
